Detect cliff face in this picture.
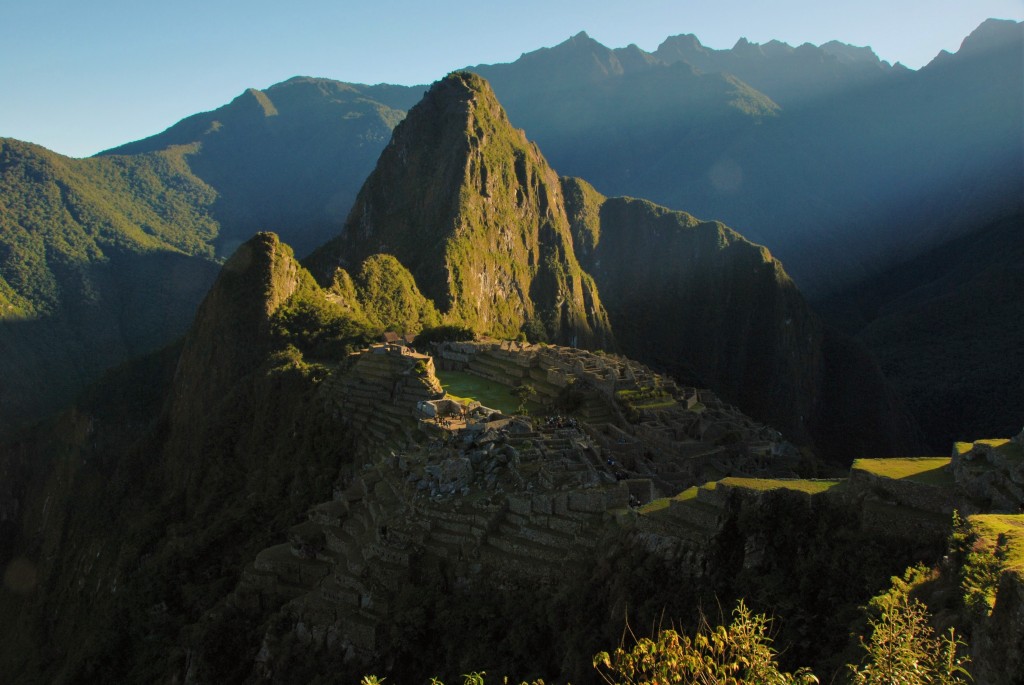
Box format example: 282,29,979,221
311,72,613,348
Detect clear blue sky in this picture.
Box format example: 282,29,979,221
2,0,1020,158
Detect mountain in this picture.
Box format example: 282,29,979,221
0,70,1014,684
0,138,220,437
560,178,919,460
0,229,1011,683
652,32,903,107
0,79,421,435
101,78,423,258
310,72,614,349
3,21,1014,454
312,72,918,460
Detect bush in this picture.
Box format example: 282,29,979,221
593,601,818,685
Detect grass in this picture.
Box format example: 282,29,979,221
638,484,707,514
720,477,841,495
953,439,1022,463
953,442,974,458
968,514,1024,577
851,457,953,486
435,369,541,415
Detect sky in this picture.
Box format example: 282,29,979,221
2,0,1021,158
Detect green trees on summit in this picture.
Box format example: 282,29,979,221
355,254,440,334
269,253,442,359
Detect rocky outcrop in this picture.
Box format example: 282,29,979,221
951,435,1024,512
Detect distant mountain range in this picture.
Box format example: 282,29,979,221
470,19,1022,295
0,18,1019,450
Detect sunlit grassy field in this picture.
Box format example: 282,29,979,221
969,514,1024,576
720,477,842,495
435,369,541,415
852,457,953,486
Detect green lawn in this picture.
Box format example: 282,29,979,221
435,369,540,415
852,457,953,486
720,477,841,495
969,514,1024,577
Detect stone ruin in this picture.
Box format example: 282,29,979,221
950,430,1024,512
234,338,806,660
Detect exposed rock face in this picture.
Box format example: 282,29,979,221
311,72,613,348
950,437,1024,512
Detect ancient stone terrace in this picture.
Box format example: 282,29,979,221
233,339,826,660
321,343,444,453
434,340,799,484
951,430,1024,512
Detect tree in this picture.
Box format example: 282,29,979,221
848,568,971,685
511,383,535,415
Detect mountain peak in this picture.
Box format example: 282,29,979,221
311,73,612,346
958,17,1023,55
820,40,883,66
168,232,302,458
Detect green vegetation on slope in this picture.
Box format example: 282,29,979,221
310,71,613,348
0,138,222,435
355,253,440,334
0,138,218,317
101,77,423,258
270,268,375,359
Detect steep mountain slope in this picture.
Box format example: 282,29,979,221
561,178,920,461
102,78,423,257
0,229,940,683
822,212,1024,451
310,72,613,348
0,233,335,681
0,138,220,437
